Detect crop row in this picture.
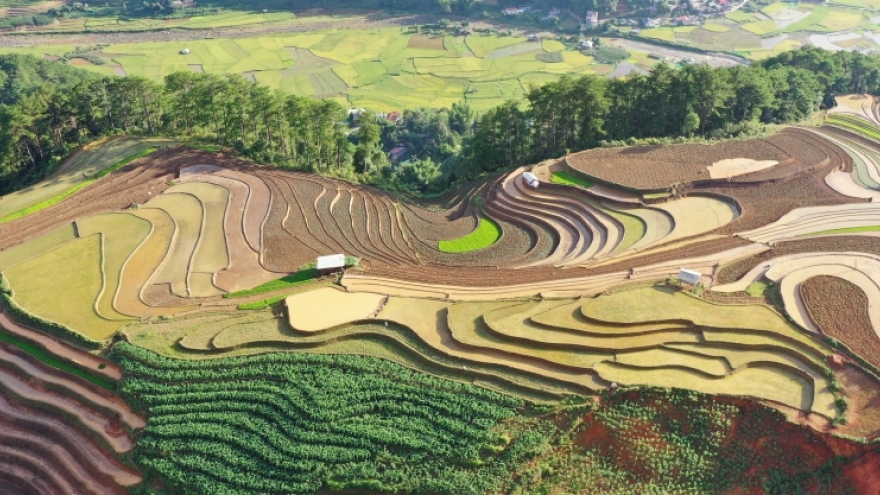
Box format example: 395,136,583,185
0,336,143,495
111,341,543,495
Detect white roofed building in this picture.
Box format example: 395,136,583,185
316,254,346,274
523,171,540,189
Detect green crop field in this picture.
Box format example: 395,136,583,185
438,217,502,253
551,171,593,188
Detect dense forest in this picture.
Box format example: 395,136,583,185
1,47,879,196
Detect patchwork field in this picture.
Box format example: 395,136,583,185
0,28,708,112
629,4,879,59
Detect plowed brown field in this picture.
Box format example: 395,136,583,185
801,276,880,369
566,128,843,190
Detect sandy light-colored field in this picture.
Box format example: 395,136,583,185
286,287,385,331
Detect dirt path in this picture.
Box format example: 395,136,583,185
607,38,746,67
0,12,443,48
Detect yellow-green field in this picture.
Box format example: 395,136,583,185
633,5,876,60
0,28,617,112
4,234,125,340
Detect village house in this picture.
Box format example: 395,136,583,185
388,146,409,164
584,11,600,28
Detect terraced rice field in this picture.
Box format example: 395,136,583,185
4,101,880,456
125,283,841,419
4,235,121,340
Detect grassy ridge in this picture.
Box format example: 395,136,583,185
0,146,159,224
225,269,317,299
237,294,288,310
94,147,158,178
551,171,593,188
0,180,94,223
803,225,880,236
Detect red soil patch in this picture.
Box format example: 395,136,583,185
562,392,880,494
0,312,121,380
843,450,880,495
801,276,880,370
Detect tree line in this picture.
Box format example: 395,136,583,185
0,53,473,195
0,57,360,194
1,47,879,196
468,47,880,176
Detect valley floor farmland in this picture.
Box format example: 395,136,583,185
0,27,730,112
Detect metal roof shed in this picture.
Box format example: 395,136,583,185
316,254,346,272
522,171,540,189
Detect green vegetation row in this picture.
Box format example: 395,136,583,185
0,146,159,224
0,274,102,350
110,341,546,495
237,294,289,310
826,114,880,142
115,330,869,495
225,269,317,299
550,171,593,188
438,217,502,253
0,326,115,390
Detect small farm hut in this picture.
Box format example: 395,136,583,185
678,268,702,286
522,171,540,189
316,254,346,275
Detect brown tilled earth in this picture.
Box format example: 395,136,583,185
567,127,846,191
801,276,880,370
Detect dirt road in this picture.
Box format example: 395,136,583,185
607,38,747,67
0,11,442,47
